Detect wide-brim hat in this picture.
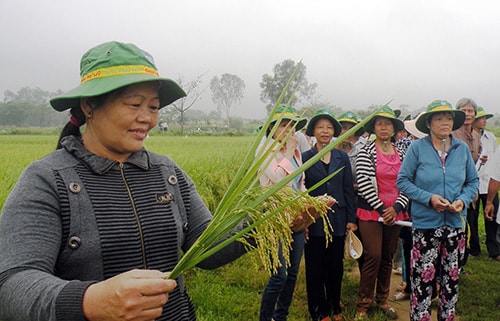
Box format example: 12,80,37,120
475,106,493,120
50,41,186,111
364,106,405,134
416,100,466,134
344,230,363,260
265,104,307,137
337,111,365,137
305,109,342,137
404,115,426,139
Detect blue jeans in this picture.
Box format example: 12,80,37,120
259,230,305,321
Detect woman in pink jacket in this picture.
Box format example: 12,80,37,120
257,104,308,321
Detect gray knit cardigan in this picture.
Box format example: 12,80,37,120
0,136,246,321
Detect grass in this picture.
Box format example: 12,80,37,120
1,135,500,320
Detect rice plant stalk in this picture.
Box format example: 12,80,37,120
167,66,390,279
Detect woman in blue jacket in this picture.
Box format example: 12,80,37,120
302,109,357,321
397,100,479,321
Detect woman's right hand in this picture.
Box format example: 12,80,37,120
83,269,177,321
283,136,298,160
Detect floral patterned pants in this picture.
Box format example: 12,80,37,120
410,226,465,321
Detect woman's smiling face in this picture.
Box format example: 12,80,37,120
82,81,160,162
313,118,335,145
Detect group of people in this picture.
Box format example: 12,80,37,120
0,40,499,321
259,98,500,321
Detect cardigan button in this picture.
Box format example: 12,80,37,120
68,236,81,249
168,175,178,185
69,182,81,193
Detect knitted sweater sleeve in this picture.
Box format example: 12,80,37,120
0,160,92,321
179,169,247,270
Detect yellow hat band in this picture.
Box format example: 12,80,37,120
338,118,357,124
431,105,452,112
273,112,298,119
81,64,159,83
376,112,395,118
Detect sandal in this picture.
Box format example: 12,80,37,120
379,305,398,319
393,291,410,301
396,281,406,292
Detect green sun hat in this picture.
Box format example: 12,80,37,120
338,111,362,125
415,100,466,134
305,109,342,137
50,41,186,111
475,106,494,119
364,106,405,134
265,104,307,137
337,111,365,137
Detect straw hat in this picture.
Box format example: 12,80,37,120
403,113,426,139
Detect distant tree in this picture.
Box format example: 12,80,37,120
260,59,317,113
210,73,245,126
165,72,208,134
1,86,68,127
0,102,27,126
3,87,62,104
205,110,223,126
228,117,244,131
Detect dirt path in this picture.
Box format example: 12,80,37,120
349,267,439,321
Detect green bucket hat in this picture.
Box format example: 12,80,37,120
475,106,493,120
364,106,405,134
305,109,342,137
415,100,466,134
50,41,186,111
337,111,365,137
265,104,307,137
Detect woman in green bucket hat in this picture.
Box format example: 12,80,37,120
397,99,478,321
264,104,307,137
0,41,252,321
301,109,357,321
258,104,311,321
354,105,409,320
336,111,367,185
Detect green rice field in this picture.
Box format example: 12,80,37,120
1,135,499,320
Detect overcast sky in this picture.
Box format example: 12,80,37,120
2,0,500,119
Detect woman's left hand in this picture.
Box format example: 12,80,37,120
290,198,336,232
447,199,464,213
346,222,358,232
381,207,397,225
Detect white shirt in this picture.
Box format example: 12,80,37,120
478,129,498,194
485,147,500,224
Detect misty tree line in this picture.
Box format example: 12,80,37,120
0,59,326,130
3,59,500,131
